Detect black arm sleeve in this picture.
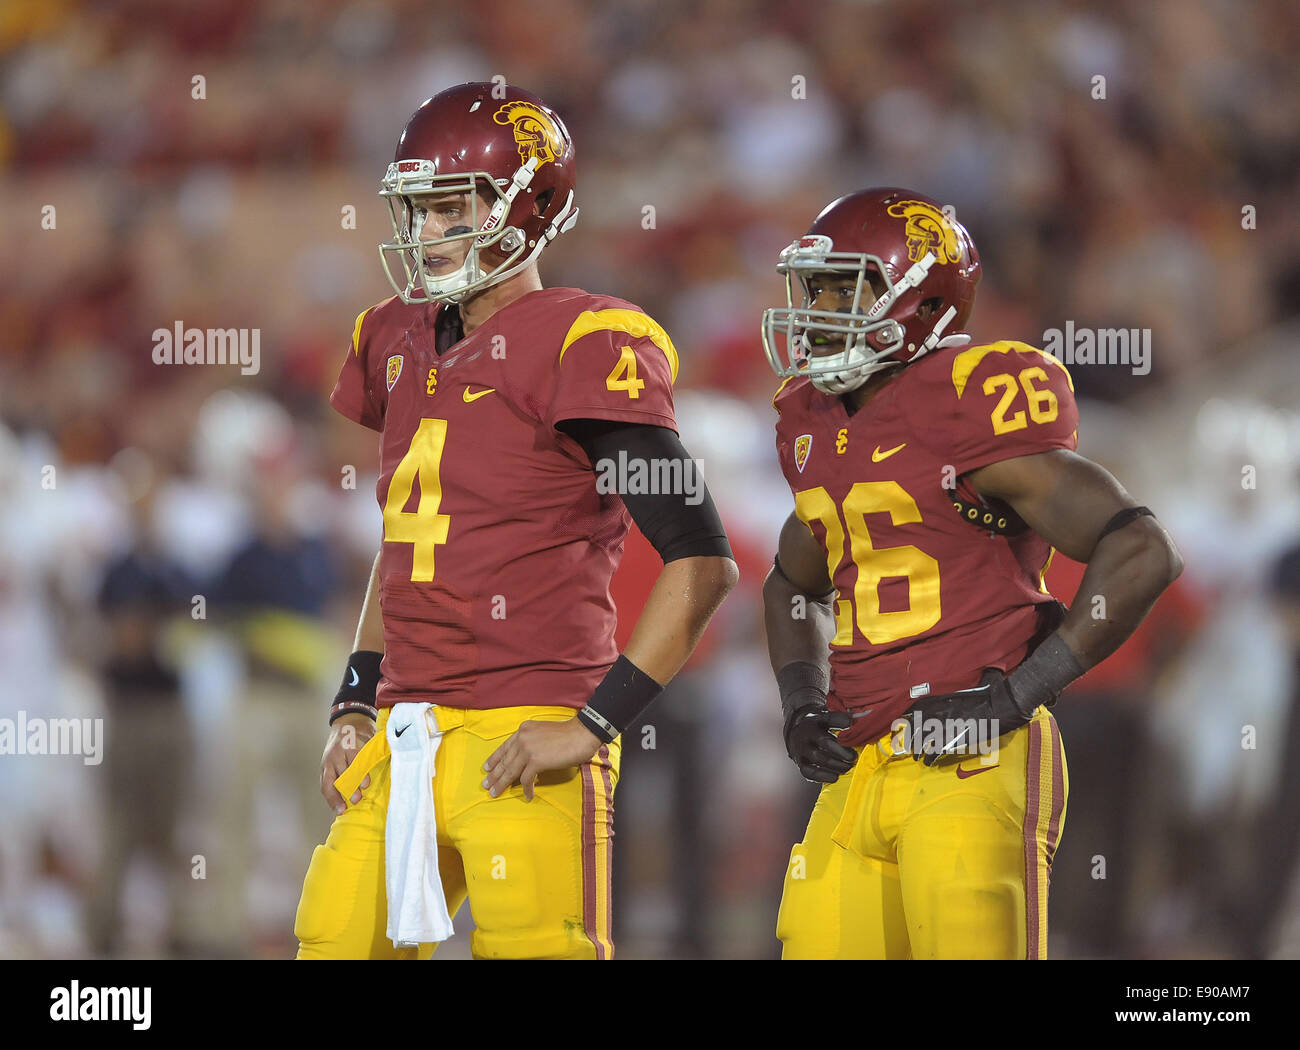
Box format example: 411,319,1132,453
558,418,734,563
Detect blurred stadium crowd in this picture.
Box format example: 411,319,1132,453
1,0,1298,958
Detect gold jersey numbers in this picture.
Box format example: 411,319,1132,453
794,480,942,647
606,345,645,399
383,418,451,582
949,342,1072,437
983,366,1059,435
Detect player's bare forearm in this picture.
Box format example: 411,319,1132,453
763,511,836,674
969,449,1184,670
622,554,739,685
763,568,836,673
1055,515,1183,667
353,549,384,653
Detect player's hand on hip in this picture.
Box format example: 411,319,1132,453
904,668,1037,766
784,703,857,783
483,717,602,801
321,712,375,815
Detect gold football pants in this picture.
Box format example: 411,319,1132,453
294,705,620,959
777,706,1067,959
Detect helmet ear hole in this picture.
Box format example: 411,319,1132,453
918,296,944,320
534,188,555,216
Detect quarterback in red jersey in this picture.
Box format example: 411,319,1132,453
294,83,736,960
761,188,1182,959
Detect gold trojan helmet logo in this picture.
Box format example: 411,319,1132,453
885,200,963,265
493,101,562,167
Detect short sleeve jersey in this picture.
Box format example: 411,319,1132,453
332,287,678,711
773,341,1078,747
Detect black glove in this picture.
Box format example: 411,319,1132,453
776,661,857,783
902,634,1084,766
784,702,856,783
901,668,1036,766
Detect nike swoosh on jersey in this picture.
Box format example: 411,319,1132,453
463,386,496,403
955,763,999,779
394,724,409,738
871,442,906,462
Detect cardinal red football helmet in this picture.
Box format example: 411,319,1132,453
762,187,981,394
378,82,580,304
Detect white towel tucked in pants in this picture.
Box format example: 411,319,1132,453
384,702,454,947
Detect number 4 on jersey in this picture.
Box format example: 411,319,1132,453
383,418,451,582
606,344,645,399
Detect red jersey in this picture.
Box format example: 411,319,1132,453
332,287,678,710
773,341,1078,747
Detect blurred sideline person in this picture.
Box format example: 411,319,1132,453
293,83,736,960
212,444,339,949
759,188,1183,959
87,466,193,955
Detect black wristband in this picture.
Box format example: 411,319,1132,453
329,701,377,726
776,660,829,725
1006,634,1085,712
335,650,383,706
577,655,664,744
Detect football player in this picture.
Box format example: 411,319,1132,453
294,83,737,960
760,188,1183,959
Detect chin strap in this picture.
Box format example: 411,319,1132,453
546,189,580,240
868,252,937,320
481,157,539,235
921,306,959,351
441,183,581,303
905,307,972,366
421,253,485,300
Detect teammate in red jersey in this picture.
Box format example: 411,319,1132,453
760,188,1182,959
294,83,736,960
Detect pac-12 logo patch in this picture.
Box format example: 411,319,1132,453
386,355,403,391
794,434,813,473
